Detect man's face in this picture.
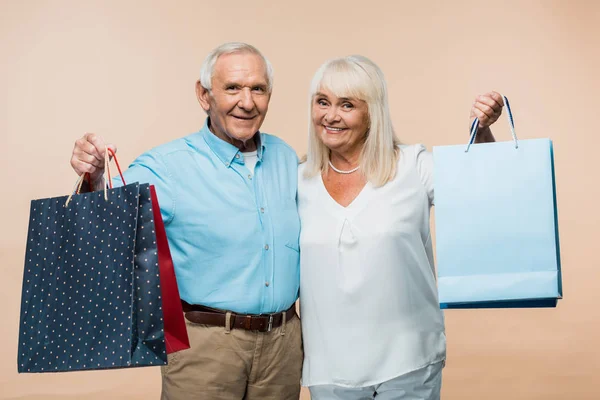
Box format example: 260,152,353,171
197,52,271,147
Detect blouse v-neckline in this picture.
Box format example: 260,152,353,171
319,173,374,216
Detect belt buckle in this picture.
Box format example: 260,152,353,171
267,315,274,332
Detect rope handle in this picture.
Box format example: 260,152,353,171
106,148,126,187
65,147,125,206
465,95,518,153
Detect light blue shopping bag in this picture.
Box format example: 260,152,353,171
433,97,562,309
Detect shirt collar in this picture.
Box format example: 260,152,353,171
201,118,265,167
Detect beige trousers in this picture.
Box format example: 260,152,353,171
161,311,303,400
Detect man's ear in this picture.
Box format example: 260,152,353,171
196,80,211,112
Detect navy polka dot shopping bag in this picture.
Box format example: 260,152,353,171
18,150,190,372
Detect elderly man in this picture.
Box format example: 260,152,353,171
70,42,302,400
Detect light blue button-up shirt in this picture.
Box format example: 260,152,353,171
114,119,300,314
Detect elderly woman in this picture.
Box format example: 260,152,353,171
298,56,502,399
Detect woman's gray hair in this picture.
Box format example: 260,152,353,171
199,42,274,92
304,55,401,187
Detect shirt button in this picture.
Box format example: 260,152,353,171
260,207,265,213
264,244,269,250
225,162,230,167
248,174,252,180
235,154,240,159
265,282,270,287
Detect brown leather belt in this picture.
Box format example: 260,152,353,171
181,301,296,333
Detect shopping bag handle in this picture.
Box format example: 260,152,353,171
65,148,126,206
465,95,518,152
106,148,126,187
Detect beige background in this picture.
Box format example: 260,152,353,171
2,1,599,399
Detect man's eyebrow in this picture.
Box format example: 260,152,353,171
222,82,268,88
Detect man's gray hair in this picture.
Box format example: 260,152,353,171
199,42,274,92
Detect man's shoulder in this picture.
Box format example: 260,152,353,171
128,134,201,170
153,134,200,155
137,133,200,160
261,133,297,158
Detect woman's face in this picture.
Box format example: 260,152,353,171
312,88,370,156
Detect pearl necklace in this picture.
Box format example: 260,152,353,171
328,160,360,174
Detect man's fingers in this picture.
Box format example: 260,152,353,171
476,92,504,107
85,133,107,160
106,144,117,160
71,133,114,180
74,140,103,164
471,92,504,129
75,136,101,161
473,107,495,128
81,153,104,168
71,159,100,176
71,152,103,171
475,94,503,112
472,108,487,121
473,102,495,119
488,91,504,107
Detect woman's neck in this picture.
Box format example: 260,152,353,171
329,147,362,169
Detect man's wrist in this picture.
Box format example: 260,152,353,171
474,126,494,143
81,176,106,192
91,177,106,191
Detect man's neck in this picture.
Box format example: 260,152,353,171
208,120,258,152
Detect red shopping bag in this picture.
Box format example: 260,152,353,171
150,185,190,353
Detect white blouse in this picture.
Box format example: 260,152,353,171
298,144,446,388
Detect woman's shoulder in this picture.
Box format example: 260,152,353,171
298,160,308,176
297,161,320,185
398,143,429,151
397,143,430,164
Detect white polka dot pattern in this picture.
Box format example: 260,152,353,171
18,183,167,372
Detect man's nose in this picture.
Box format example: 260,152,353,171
237,88,255,112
